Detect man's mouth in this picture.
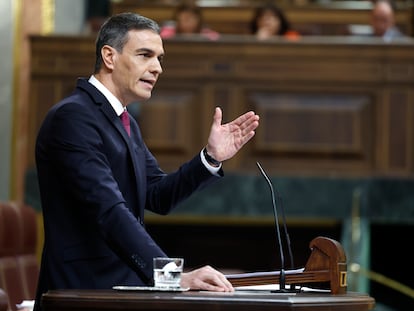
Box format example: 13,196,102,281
140,78,155,87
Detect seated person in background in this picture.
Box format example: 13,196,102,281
84,0,110,34
160,3,220,40
250,4,300,40
370,0,406,41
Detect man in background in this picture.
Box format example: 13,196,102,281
370,0,406,41
84,0,110,33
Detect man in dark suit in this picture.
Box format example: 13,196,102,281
34,12,259,311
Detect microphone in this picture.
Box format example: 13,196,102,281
256,162,296,292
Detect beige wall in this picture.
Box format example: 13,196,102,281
0,0,14,200
2,0,85,202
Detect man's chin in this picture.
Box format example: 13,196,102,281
135,92,152,102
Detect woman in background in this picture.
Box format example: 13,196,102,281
250,4,299,40
160,3,219,40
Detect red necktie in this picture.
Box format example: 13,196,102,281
120,111,130,136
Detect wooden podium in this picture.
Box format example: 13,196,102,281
41,289,375,311
40,237,375,310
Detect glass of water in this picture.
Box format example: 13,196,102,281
153,257,184,288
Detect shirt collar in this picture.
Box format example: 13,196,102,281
88,75,126,116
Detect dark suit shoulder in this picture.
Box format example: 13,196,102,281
75,78,109,107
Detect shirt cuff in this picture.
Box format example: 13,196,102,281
200,149,221,175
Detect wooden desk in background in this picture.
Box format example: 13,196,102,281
28,35,414,177
41,289,375,311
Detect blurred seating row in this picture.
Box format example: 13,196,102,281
0,201,39,311
112,0,414,36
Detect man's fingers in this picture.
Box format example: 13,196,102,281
181,265,234,292
213,107,222,127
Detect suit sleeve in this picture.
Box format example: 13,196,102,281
144,146,223,215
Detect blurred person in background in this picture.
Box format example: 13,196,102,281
250,3,300,40
370,0,406,41
160,3,219,40
84,0,111,34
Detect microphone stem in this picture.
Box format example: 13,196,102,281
256,162,298,293
256,162,285,275
280,269,286,290
270,182,285,274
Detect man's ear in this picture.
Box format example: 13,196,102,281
101,45,116,70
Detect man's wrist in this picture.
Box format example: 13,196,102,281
203,147,221,167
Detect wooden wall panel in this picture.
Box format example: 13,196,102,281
140,92,194,152
252,93,371,155
28,35,414,177
387,91,410,171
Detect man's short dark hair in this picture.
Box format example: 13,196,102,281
94,12,160,73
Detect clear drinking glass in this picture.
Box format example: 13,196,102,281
153,257,184,288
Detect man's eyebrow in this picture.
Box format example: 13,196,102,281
136,48,154,53
136,47,164,57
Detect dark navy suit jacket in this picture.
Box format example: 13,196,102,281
34,78,221,310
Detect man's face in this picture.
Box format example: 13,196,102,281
371,2,394,36
177,11,200,34
257,10,281,36
111,29,164,105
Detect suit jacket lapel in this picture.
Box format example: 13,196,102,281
78,78,146,220
101,103,146,221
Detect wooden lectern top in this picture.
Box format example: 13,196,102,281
41,289,375,311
